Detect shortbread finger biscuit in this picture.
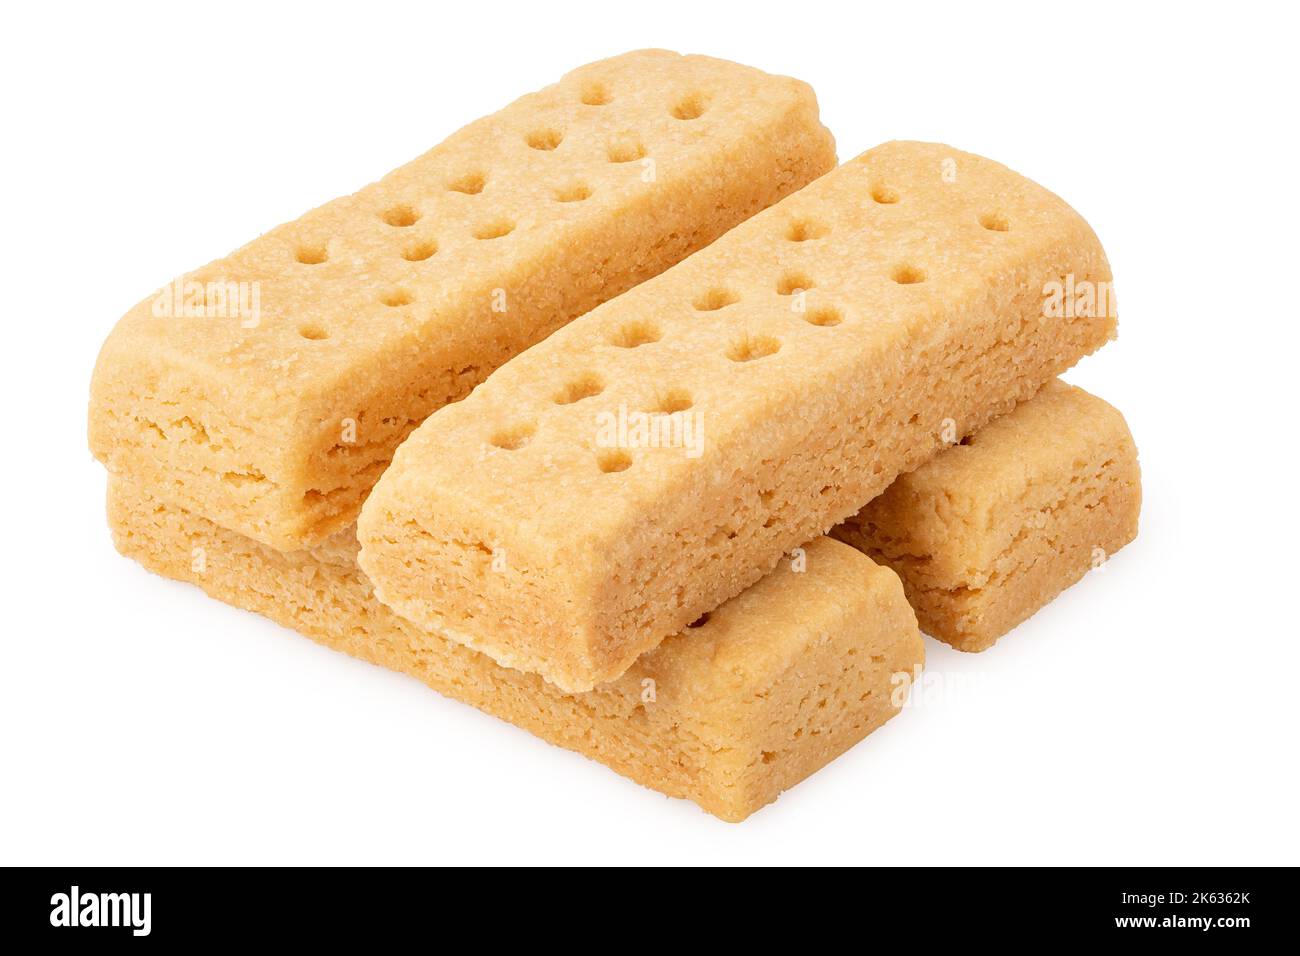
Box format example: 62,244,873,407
358,141,1118,692
834,380,1140,651
89,50,836,551
108,480,922,823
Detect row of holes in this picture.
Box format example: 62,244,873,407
583,262,924,349
524,128,655,156
488,423,631,475
293,258,910,339
363,198,1009,254
302,264,928,331
697,265,913,307
575,82,708,121
864,179,1013,235
785,209,1011,244
552,373,693,412
295,181,596,265
502,130,645,171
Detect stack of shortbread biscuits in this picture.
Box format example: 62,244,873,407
90,51,1139,822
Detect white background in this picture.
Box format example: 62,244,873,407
3,0,1297,866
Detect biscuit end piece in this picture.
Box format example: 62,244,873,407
836,381,1140,650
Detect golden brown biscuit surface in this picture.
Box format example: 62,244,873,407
90,50,836,550
358,141,1118,692
834,381,1141,651
108,480,922,823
